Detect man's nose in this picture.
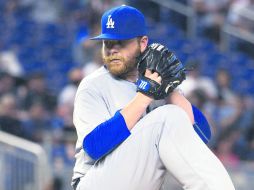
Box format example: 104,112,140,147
108,46,119,55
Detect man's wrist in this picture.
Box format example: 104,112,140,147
136,92,153,105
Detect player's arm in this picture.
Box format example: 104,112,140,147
83,93,150,161
120,70,160,129
167,90,194,123
167,91,211,144
82,70,160,161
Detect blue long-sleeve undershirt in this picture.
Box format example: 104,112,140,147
83,111,130,160
192,105,211,144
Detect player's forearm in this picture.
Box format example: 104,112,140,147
167,91,212,144
83,92,152,160
167,91,194,124
120,92,153,130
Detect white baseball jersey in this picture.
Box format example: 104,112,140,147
72,66,162,182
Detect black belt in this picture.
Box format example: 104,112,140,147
73,178,80,190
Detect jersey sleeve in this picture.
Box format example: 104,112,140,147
73,86,111,151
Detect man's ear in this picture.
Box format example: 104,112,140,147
139,36,148,52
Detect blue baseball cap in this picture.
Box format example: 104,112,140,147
91,5,147,40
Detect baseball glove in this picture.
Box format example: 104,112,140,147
136,43,186,100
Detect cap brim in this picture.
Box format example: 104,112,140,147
90,33,140,40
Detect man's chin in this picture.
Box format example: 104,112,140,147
107,62,124,74
105,60,137,78
108,68,126,77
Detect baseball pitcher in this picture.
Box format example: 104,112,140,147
71,5,235,190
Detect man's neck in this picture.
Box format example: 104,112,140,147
124,69,139,83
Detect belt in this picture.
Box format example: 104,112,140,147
73,178,80,190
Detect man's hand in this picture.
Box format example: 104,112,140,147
136,43,186,100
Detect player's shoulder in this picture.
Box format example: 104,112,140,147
84,66,109,81
77,66,111,91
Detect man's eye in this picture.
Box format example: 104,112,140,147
104,40,127,48
104,42,112,48
118,41,127,46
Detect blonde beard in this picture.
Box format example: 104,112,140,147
102,51,140,78
103,55,127,76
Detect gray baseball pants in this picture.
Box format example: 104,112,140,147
77,105,235,190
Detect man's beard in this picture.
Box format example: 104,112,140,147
102,48,141,79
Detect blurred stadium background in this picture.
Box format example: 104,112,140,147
0,0,254,189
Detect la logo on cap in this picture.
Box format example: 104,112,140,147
90,5,147,40
106,15,114,28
